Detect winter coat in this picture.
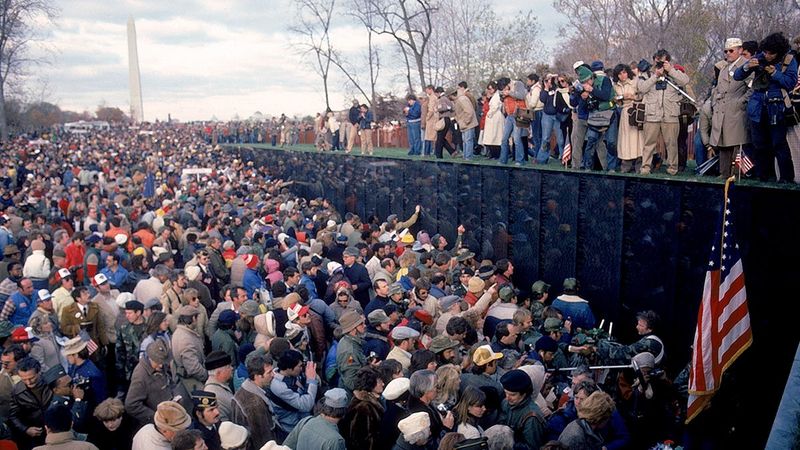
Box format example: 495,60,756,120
363,326,390,361
735,54,798,124
558,418,604,450
86,414,136,450
711,57,751,147
23,249,51,280
212,328,239,365
9,381,52,447
131,424,171,450
33,431,99,450
340,391,385,450
343,263,371,307
424,93,439,141
336,333,367,393
269,371,319,433
29,331,64,372
171,324,207,391
455,94,479,131
231,379,278,450
125,357,190,425
499,395,545,450
637,69,691,123
482,92,505,146
60,301,107,345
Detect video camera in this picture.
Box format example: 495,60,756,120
73,375,91,391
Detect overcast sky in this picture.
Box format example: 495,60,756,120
32,0,564,122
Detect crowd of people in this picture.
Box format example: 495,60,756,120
397,33,800,182
0,116,703,450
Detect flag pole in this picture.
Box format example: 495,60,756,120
722,176,735,262
737,145,742,183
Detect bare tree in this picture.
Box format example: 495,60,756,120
351,0,436,91
553,0,621,63
289,0,337,110
0,0,57,142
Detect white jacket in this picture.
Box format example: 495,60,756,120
22,250,50,279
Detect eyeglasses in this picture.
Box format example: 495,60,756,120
724,49,736,54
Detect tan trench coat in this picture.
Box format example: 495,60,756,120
710,57,751,147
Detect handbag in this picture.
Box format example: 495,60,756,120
782,88,800,127
679,101,698,124
435,118,446,131
628,102,645,130
587,109,614,128
514,107,534,126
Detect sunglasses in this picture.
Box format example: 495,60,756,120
724,49,737,53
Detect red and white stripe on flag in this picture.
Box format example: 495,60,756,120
86,338,99,355
686,186,752,423
562,142,572,165
735,153,753,174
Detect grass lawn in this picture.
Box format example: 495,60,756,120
235,143,800,191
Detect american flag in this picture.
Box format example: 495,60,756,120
562,142,572,166
735,150,753,174
686,181,752,423
79,330,99,355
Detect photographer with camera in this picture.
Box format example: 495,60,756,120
576,63,617,172
535,73,571,165
42,364,91,433
64,336,107,412
637,49,691,175
734,32,798,182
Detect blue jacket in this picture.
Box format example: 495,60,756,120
358,110,374,129
570,92,589,120
551,295,596,331
734,56,798,123
99,266,129,289
243,268,263,299
299,275,318,300
8,291,36,327
343,263,371,307
363,326,390,361
406,101,422,122
348,106,360,125
69,359,108,406
364,296,388,318
269,371,319,433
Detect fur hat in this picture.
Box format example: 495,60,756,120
153,401,191,432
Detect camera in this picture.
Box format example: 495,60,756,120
755,52,770,68
654,61,665,70
367,351,379,363
436,403,449,415
655,79,668,91
73,375,91,391
572,80,584,93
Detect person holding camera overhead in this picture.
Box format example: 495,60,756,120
734,32,798,182
637,49,691,175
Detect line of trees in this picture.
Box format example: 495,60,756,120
289,0,545,112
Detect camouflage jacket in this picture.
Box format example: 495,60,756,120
116,321,147,381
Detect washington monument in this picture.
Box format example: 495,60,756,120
127,17,144,122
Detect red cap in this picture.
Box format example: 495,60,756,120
674,64,686,73
11,327,32,343
243,254,259,269
264,214,274,223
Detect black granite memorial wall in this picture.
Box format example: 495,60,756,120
241,146,800,447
